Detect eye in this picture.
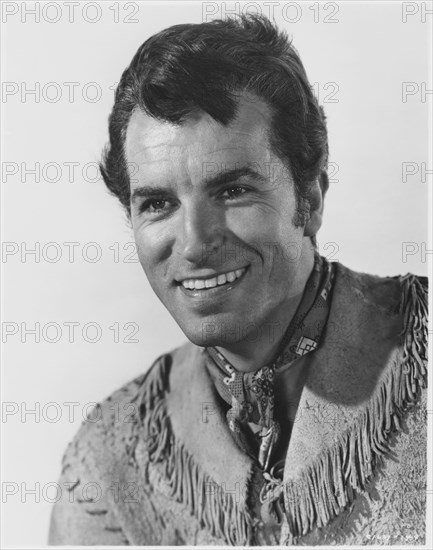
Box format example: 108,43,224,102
148,199,167,211
221,186,247,200
139,198,172,215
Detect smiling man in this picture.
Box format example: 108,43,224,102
126,98,318,371
49,15,428,546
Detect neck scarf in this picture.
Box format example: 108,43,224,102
205,254,335,473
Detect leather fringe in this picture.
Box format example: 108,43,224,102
137,355,254,545
282,274,428,542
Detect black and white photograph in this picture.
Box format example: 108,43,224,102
1,0,431,547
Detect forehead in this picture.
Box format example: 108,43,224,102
125,97,275,180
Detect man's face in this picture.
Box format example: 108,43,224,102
125,97,313,347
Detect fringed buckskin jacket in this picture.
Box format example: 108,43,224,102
49,262,428,546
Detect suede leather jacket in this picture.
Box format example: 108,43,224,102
48,262,428,545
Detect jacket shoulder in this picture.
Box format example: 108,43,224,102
48,346,186,545
334,261,428,314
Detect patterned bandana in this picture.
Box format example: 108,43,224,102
205,254,335,473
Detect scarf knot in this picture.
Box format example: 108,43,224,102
205,254,335,473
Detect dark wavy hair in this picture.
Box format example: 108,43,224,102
100,14,329,226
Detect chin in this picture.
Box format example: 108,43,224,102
176,317,246,348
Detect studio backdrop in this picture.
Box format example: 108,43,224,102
1,1,431,546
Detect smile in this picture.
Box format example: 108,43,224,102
180,267,247,290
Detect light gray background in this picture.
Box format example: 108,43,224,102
1,1,432,547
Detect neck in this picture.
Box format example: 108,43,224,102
216,247,316,373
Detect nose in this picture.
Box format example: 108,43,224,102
179,198,224,265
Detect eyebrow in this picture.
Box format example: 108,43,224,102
203,166,266,187
130,166,266,204
131,186,169,203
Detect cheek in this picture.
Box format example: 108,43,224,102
225,203,300,248
133,224,173,279
225,205,304,279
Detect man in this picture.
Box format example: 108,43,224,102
49,14,428,546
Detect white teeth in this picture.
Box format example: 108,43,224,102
181,267,246,290
205,277,217,288
217,274,227,285
226,271,236,283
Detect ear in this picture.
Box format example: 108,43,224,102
304,178,324,237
